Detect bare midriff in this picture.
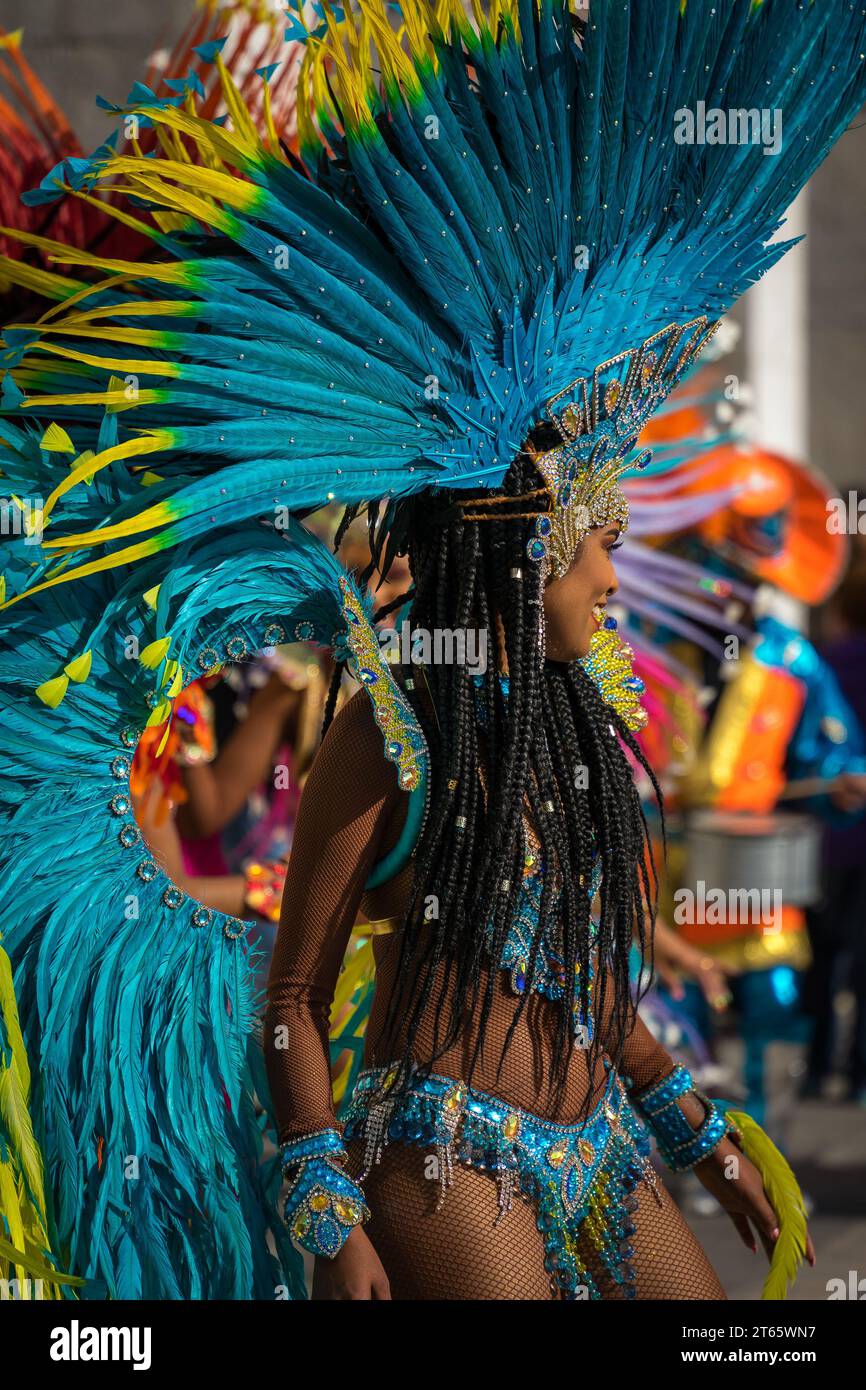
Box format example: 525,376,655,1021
357,859,611,1125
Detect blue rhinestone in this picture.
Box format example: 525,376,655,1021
316,1215,342,1256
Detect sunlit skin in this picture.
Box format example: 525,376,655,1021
542,524,623,661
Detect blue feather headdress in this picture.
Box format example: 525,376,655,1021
1,0,865,1299
2,0,864,594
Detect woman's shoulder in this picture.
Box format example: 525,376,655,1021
316,685,397,791
318,667,435,792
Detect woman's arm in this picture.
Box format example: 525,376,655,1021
263,688,405,1295
264,687,402,1141
133,781,249,916
176,674,302,839
600,967,815,1269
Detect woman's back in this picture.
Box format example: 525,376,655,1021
265,686,671,1145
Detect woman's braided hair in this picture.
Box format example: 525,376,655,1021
325,447,662,1121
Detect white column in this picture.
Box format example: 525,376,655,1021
745,187,810,632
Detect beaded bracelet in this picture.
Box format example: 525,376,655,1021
280,1128,370,1259
630,1064,739,1173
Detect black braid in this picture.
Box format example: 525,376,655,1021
366,456,662,1118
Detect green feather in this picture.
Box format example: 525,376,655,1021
726,1108,808,1300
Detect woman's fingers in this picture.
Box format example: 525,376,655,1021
750,1182,781,1243
806,1229,817,1267
730,1212,757,1253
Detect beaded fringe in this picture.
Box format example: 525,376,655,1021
344,1073,656,1300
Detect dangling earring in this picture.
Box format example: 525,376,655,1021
537,593,547,661
528,568,547,660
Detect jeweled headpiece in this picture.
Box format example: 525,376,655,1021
526,317,719,580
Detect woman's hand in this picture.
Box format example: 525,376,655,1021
314,1226,391,1300
694,1137,816,1267
650,918,735,1011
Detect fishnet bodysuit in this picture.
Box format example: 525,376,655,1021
265,689,726,1299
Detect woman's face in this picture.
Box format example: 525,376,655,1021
542,524,622,661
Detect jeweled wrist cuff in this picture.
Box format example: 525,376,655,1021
280,1129,370,1258
630,1064,738,1173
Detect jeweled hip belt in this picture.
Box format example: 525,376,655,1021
342,1059,662,1299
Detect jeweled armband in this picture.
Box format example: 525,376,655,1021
630,1065,741,1173
280,1129,370,1258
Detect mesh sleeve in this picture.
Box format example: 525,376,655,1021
264,688,404,1144
595,965,676,1093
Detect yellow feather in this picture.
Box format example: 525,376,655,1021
71,450,95,484
0,256,84,303
57,299,198,326
146,700,172,728
726,1108,809,1299
99,174,238,234
140,637,172,669
0,1163,27,1285
261,77,283,159
40,270,148,325
0,1233,82,1295
162,660,183,696
63,651,92,682
42,496,173,551
41,431,173,523
0,937,63,1294
63,188,160,242
0,538,164,611
34,675,68,707
0,227,184,284
25,390,162,412
39,423,75,454
215,50,260,148
16,338,182,380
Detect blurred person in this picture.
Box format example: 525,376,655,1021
650,450,866,1129
802,550,866,1103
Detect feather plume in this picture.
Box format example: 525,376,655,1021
726,1108,809,1300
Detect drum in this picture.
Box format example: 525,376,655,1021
684,809,822,909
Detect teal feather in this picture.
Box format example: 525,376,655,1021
0,519,389,1297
